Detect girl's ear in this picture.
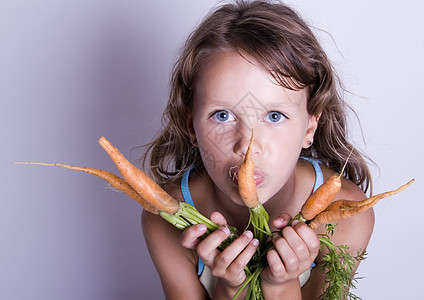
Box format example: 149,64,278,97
186,111,197,145
303,113,320,148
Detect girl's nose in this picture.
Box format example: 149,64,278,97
233,129,261,158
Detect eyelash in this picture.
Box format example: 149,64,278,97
210,110,236,123
210,110,287,124
263,111,287,124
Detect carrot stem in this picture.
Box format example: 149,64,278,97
162,202,238,250
248,203,272,248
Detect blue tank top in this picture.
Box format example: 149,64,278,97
181,157,323,276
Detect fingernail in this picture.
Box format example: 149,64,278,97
276,217,285,224
274,217,286,227
221,226,230,235
243,230,253,238
291,220,299,226
198,224,207,232
251,238,259,246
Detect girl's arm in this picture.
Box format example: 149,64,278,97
142,210,209,299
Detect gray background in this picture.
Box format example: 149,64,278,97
1,0,422,299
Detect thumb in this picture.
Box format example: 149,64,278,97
210,211,228,226
272,213,292,230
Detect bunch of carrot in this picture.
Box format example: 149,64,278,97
15,137,238,251
16,135,414,300
235,132,414,299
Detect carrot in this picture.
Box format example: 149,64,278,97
13,162,159,214
98,136,179,214
238,131,259,209
309,179,415,229
15,138,237,250
300,150,353,220
300,174,342,220
96,137,234,236
237,131,272,240
233,130,272,299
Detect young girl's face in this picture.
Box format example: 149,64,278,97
188,50,318,206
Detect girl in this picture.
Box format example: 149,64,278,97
142,0,374,298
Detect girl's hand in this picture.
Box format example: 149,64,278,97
261,213,320,288
179,212,259,289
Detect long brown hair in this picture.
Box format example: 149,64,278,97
142,0,372,193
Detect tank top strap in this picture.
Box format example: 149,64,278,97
181,166,195,206
300,156,324,192
180,166,205,276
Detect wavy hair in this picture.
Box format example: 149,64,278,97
142,0,372,193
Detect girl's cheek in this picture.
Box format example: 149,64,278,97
199,129,239,163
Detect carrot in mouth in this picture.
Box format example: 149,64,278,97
238,131,259,209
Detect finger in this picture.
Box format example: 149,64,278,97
226,237,259,279
196,227,231,265
292,220,320,258
281,225,310,263
273,235,299,274
179,224,207,249
230,237,259,271
214,231,256,272
210,211,227,226
266,248,286,278
272,213,292,230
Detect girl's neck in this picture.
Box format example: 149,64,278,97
264,161,315,219
263,171,298,220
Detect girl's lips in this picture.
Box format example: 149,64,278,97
229,166,265,186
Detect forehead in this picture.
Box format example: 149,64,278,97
193,50,307,110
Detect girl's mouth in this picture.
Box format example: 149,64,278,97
229,166,265,186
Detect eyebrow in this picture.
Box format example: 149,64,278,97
196,90,304,111
201,98,300,108
265,101,301,110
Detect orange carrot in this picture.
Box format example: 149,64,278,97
13,162,159,214
300,150,353,220
309,179,415,229
98,136,179,214
237,130,272,250
238,131,258,209
14,140,237,251
301,174,342,220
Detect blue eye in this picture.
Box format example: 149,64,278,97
211,110,235,123
264,111,285,123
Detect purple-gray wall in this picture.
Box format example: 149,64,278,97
1,1,422,299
